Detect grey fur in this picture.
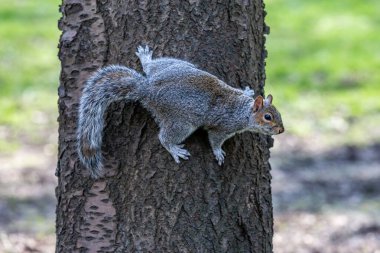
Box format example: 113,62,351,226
77,65,147,178
78,46,284,178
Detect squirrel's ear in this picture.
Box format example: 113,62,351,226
253,96,264,112
264,94,273,106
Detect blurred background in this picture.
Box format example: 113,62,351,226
0,0,379,252
266,1,380,252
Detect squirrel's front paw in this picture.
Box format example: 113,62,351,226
243,86,255,97
213,148,226,166
169,144,191,163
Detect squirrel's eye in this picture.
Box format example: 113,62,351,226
264,113,272,121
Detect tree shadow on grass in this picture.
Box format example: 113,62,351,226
271,142,380,214
0,194,55,234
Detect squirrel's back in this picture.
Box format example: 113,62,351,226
141,66,249,127
148,65,242,102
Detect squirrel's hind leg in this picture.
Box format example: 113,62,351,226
158,122,195,163
136,45,153,71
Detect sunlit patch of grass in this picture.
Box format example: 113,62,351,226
0,0,60,151
265,0,380,146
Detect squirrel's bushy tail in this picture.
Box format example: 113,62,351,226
77,65,146,178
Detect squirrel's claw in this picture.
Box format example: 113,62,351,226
213,148,225,166
169,144,190,163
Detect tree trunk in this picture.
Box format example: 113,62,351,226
56,0,273,252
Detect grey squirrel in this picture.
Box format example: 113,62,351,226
77,45,284,178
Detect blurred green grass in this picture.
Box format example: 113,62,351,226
266,0,380,146
0,0,60,152
0,0,379,153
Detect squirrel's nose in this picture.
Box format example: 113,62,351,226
278,127,284,134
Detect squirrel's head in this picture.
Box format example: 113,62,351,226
250,94,284,135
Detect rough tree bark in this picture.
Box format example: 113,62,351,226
56,0,273,252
